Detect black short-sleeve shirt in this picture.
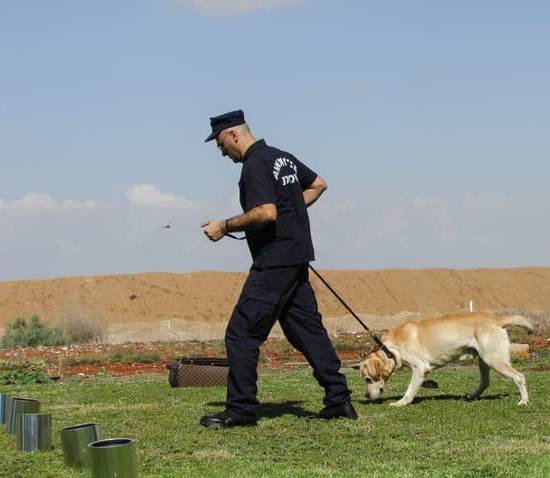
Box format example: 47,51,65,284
239,139,316,268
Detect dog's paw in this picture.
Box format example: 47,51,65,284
389,400,408,407
517,399,529,406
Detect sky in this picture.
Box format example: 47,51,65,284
1,1,549,280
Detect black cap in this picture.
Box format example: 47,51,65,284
204,110,245,142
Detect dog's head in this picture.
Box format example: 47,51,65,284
358,348,396,401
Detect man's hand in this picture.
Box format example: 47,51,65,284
201,204,276,242
303,175,327,207
201,220,226,242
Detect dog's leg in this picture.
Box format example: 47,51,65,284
491,362,529,405
477,327,529,405
390,367,426,407
466,358,490,400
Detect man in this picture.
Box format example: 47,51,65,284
200,110,356,428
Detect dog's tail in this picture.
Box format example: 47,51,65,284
497,315,534,334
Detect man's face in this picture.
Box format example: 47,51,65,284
216,129,241,163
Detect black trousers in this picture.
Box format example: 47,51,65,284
224,263,351,416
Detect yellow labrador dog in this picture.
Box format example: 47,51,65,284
359,312,532,407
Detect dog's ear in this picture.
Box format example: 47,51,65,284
374,360,383,379
375,353,395,380
374,356,393,380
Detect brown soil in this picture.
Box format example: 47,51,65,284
1,268,550,342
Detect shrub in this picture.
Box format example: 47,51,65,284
56,303,106,344
1,315,66,347
107,348,161,364
0,359,51,384
0,369,51,385
64,355,106,366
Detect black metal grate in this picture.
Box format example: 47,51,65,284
166,357,229,388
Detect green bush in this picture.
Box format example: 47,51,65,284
1,315,66,348
107,348,161,364
63,355,106,366
0,359,51,384
0,369,51,385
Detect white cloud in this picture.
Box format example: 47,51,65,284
177,0,305,15
0,193,97,215
125,184,198,209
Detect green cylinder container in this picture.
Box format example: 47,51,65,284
0,393,8,425
7,398,40,435
60,422,101,468
88,438,138,478
3,396,14,430
16,413,52,452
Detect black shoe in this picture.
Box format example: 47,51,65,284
315,400,358,420
200,409,258,428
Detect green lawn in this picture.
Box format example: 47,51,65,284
1,362,549,478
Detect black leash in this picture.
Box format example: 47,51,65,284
223,232,393,359
307,265,395,360
225,233,246,241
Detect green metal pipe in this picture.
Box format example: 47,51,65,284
3,396,13,431
0,393,8,425
60,422,101,468
7,398,40,435
88,438,138,478
16,413,52,452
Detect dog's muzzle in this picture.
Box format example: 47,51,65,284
366,381,385,401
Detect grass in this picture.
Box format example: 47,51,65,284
1,361,549,477
63,349,161,366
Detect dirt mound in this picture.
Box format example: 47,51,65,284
1,268,549,342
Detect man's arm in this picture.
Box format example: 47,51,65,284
201,203,277,242
303,175,327,207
